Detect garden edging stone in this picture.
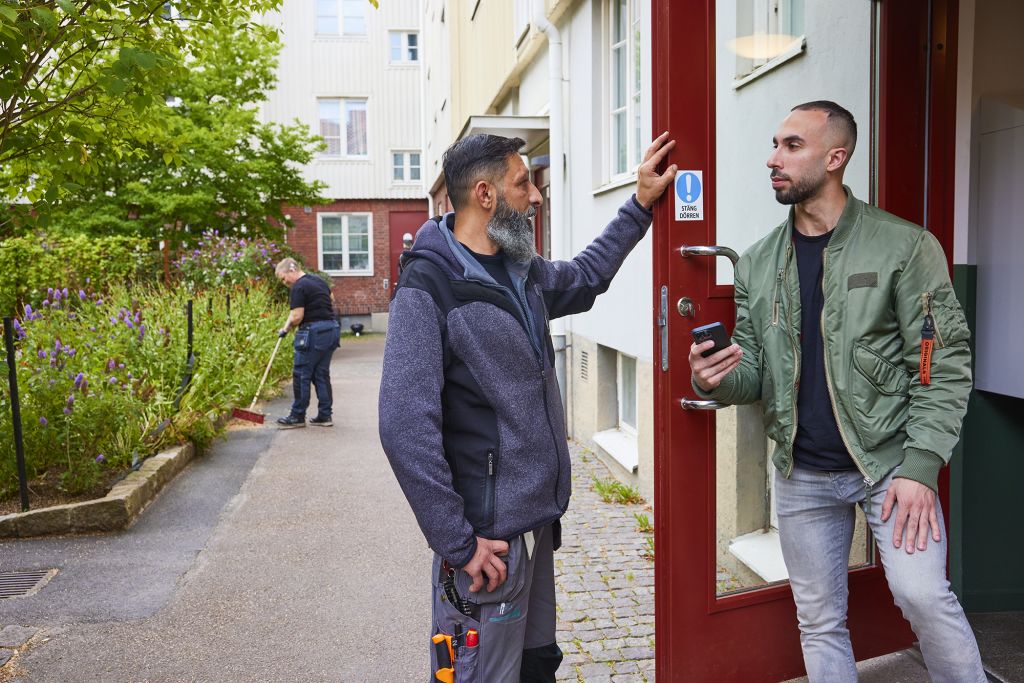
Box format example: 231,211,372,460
0,442,196,539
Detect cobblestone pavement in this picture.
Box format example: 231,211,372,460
555,442,656,683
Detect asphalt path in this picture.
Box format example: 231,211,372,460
0,334,432,682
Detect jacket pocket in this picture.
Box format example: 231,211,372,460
455,534,528,605
850,343,910,450
927,285,971,348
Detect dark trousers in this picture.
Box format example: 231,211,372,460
289,321,340,419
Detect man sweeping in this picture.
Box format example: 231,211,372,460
274,258,340,428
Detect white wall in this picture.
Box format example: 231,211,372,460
561,0,654,363
421,0,452,196
714,1,872,284
261,0,424,200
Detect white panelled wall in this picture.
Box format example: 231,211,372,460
260,0,423,200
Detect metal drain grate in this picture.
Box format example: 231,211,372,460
0,569,56,599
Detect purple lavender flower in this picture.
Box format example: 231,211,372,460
62,287,69,298
67,312,77,320
90,326,97,332
85,277,91,284
110,316,118,325
127,372,133,379
39,416,48,426
133,312,141,324
74,372,85,388
38,349,47,359
219,269,227,277
12,319,25,339
260,248,267,257
118,363,125,369
126,320,135,330
107,358,115,370
109,377,117,384
42,299,50,307
96,299,104,306
47,287,54,298
54,339,63,352
24,304,33,318
138,325,146,340
78,289,86,300
95,454,105,464
48,379,56,386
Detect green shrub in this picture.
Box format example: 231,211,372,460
0,234,158,316
0,281,291,501
173,230,305,298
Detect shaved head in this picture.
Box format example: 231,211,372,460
791,100,857,162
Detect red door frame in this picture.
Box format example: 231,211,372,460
650,1,960,680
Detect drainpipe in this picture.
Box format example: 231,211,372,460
532,0,568,421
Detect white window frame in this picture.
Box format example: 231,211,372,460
391,150,422,184
732,0,806,87
389,31,420,63
606,0,643,181
617,352,638,435
318,98,369,159
316,0,367,37
317,212,374,276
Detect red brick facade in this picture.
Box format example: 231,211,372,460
282,198,428,314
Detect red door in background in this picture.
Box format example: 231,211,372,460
389,211,427,297
650,0,959,680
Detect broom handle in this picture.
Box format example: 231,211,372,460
248,326,286,411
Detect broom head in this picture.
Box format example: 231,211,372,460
232,407,265,424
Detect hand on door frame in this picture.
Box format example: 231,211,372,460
636,131,678,210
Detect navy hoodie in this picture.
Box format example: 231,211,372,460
378,196,653,567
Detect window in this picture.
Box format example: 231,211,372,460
317,0,366,36
319,213,372,274
732,0,805,81
608,0,642,178
617,353,637,433
392,151,421,182
389,31,419,63
318,99,367,157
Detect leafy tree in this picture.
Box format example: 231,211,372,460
0,0,281,224
42,21,326,242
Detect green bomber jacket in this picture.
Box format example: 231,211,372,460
697,188,972,491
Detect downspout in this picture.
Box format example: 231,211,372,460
532,0,569,422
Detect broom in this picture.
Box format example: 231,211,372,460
232,325,288,424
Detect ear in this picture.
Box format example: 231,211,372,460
826,147,849,173
472,180,494,210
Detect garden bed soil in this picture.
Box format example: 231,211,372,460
0,468,125,516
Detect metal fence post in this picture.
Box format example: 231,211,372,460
3,317,30,511
226,293,231,321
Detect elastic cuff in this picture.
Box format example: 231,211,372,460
631,194,653,214
448,537,477,570
896,448,944,492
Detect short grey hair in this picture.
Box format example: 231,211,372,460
275,258,300,276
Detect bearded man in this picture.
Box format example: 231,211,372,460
378,132,675,682
689,101,985,682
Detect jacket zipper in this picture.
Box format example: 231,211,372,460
821,250,876,491
484,449,496,526
781,242,799,478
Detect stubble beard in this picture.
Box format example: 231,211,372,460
772,168,827,205
487,194,537,263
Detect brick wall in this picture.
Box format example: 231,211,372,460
282,198,428,314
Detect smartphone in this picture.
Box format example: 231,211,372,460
691,322,731,358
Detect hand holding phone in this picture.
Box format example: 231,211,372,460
691,322,731,358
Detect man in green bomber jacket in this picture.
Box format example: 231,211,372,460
689,101,985,682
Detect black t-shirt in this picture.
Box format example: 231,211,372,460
792,228,855,471
289,274,334,323
464,245,515,292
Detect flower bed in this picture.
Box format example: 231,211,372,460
0,234,295,508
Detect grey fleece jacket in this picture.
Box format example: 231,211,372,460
378,196,653,567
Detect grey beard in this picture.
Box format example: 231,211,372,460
486,196,537,262
772,170,827,205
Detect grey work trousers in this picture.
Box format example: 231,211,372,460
429,524,562,682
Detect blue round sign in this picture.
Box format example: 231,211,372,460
675,172,702,203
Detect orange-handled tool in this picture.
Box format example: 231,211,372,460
432,633,455,683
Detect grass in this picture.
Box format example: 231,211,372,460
643,536,655,560
634,511,654,533
592,476,644,505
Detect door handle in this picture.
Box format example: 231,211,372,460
680,398,727,410
679,245,739,267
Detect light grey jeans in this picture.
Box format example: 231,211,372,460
775,466,986,683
